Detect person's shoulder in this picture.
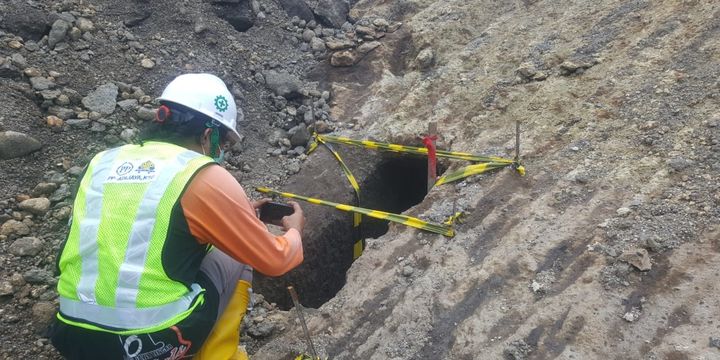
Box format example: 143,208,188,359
192,164,240,188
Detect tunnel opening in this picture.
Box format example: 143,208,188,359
358,154,440,240
252,150,445,310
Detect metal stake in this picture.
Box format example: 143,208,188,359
288,286,318,359
514,120,520,162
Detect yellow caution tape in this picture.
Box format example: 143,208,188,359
316,134,515,164
310,136,365,259
444,212,465,225
295,355,326,360
434,162,506,186
256,187,455,237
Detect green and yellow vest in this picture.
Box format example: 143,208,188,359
57,141,214,334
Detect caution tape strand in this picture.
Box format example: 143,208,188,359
256,187,455,237
316,134,515,164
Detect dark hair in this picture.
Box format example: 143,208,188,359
138,103,229,146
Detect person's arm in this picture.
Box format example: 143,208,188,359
180,165,304,276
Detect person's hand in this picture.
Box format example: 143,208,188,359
252,198,271,212
281,201,305,233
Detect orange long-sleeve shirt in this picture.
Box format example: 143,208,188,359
180,165,303,276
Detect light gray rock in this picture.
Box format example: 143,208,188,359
358,41,381,54
120,128,138,142
268,129,288,146
18,198,50,215
23,269,54,284
302,29,315,42
48,106,74,120
30,77,55,91
76,18,94,32
32,183,58,197
136,106,156,121
0,131,42,160
310,37,326,51
90,122,107,132
0,281,13,296
9,237,44,256
39,90,62,101
117,99,139,111
82,83,118,115
248,322,276,338
10,53,27,69
325,38,354,50
50,184,71,202
415,48,435,69
263,70,302,98
48,20,71,49
667,156,692,171
66,119,91,128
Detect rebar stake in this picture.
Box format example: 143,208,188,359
288,286,318,359
515,120,520,162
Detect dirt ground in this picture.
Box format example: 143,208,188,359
1,0,719,359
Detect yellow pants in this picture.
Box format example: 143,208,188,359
194,280,251,360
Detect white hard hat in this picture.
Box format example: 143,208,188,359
158,73,243,141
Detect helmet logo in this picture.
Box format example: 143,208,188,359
214,95,229,112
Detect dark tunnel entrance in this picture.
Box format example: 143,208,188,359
359,155,439,240
253,151,445,310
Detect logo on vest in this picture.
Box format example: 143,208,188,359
116,162,134,176
137,161,156,173
107,159,161,183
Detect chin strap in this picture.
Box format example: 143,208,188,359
206,121,221,159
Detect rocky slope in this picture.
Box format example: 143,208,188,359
1,0,719,359
254,0,720,359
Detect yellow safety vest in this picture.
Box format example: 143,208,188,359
57,141,214,334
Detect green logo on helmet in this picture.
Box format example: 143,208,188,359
214,95,229,112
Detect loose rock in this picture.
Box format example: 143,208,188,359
0,220,31,237
140,58,155,69
82,83,118,115
76,18,95,32
0,281,13,296
9,237,44,256
330,50,357,67
30,77,55,91
620,248,652,271
0,131,42,160
18,198,50,215
415,48,435,69
32,302,57,329
48,20,71,49
23,269,54,285
263,70,303,98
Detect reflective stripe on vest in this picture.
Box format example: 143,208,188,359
57,142,213,331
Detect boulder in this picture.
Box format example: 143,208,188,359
263,70,303,98
0,131,42,160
